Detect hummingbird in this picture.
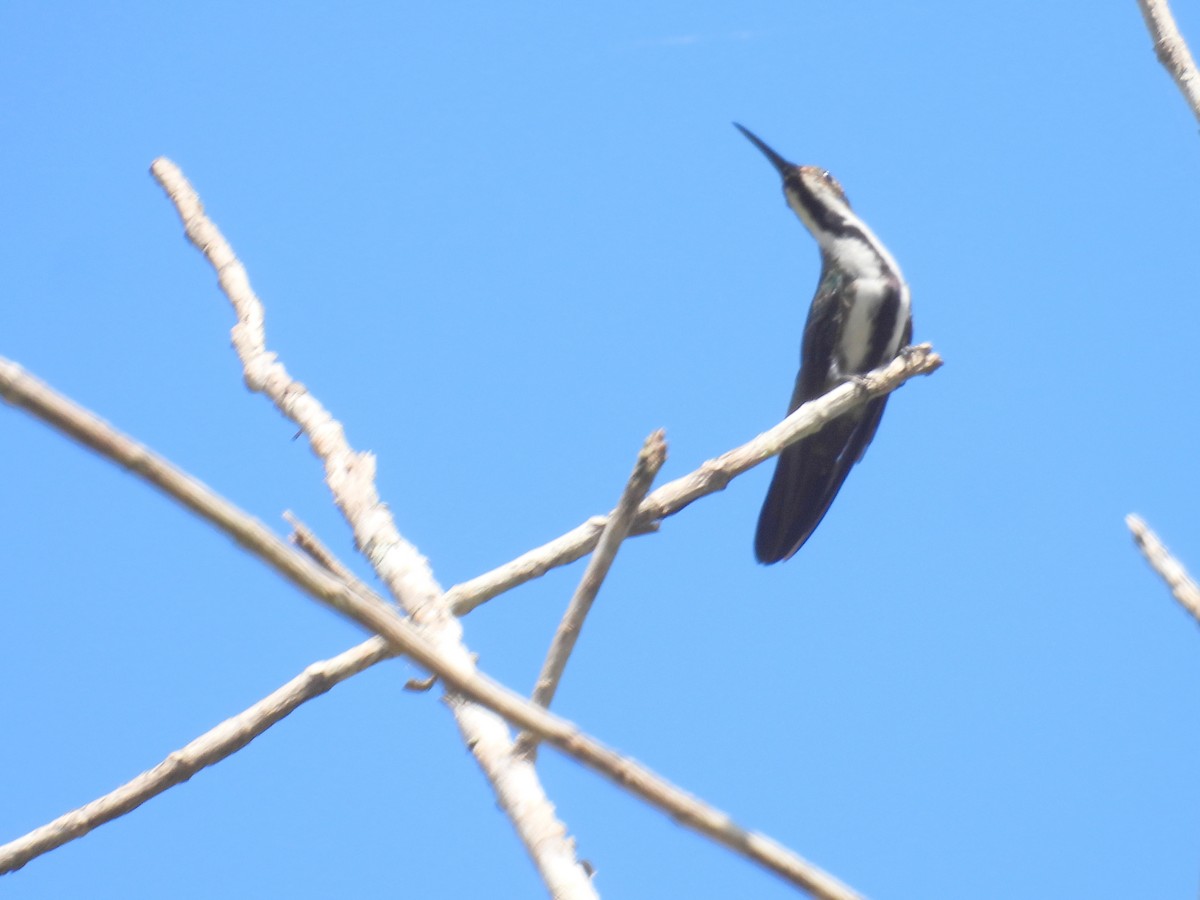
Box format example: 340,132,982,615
734,123,912,564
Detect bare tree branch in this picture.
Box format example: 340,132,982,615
447,343,942,616
1137,0,1200,126
0,640,392,873
0,359,860,899
516,430,667,760
147,157,596,899
1126,514,1200,624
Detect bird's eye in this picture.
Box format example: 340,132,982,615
817,169,847,201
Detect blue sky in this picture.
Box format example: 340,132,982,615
3,2,1200,898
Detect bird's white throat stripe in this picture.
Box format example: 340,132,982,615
829,233,887,280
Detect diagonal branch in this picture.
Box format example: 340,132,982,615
148,158,594,898
0,639,391,873
515,430,667,760
1137,0,1200,127
1126,514,1200,624
0,359,861,899
447,344,942,615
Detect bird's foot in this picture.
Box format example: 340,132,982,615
849,373,874,392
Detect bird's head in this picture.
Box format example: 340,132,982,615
734,123,855,245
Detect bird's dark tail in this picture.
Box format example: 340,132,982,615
754,397,889,564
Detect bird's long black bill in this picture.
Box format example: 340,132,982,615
733,123,793,175
754,397,889,564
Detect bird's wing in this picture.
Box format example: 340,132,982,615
754,265,907,563
754,394,889,563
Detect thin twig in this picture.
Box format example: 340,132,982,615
447,344,942,616
0,639,392,873
516,430,667,760
285,510,356,581
1126,514,1200,624
0,359,860,899
148,157,595,899
1137,0,1200,127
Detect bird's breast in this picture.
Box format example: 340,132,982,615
836,277,908,375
